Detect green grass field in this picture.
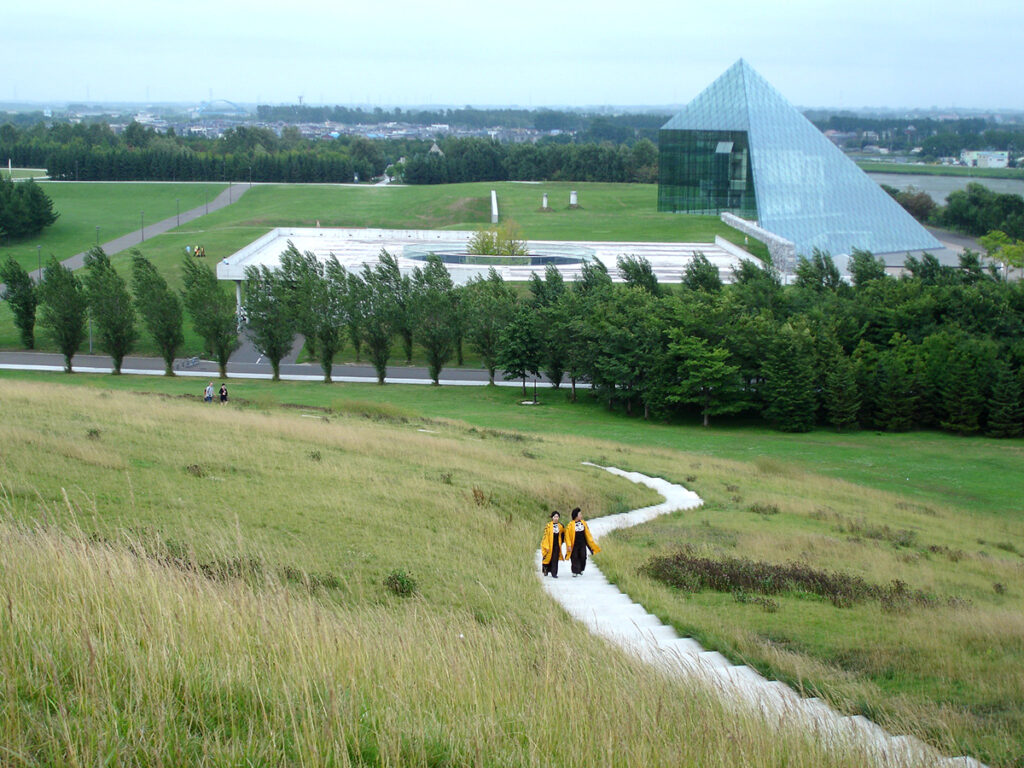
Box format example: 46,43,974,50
856,161,1024,180
0,376,882,768
0,180,768,356
0,182,227,274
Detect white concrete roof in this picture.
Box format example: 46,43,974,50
216,227,754,285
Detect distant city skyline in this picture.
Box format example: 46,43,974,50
6,0,1023,111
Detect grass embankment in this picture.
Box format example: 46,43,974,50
0,378,872,767
857,161,1024,180
1,369,1020,765
0,180,767,357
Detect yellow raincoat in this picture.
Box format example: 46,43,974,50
540,520,566,566
564,518,601,556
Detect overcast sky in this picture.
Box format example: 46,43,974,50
6,0,1023,110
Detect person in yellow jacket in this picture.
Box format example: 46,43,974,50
540,511,565,578
565,507,601,577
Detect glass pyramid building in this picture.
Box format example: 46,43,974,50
658,60,942,263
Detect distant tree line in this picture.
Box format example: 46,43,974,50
0,177,59,240
403,138,659,184
5,245,1022,436
810,115,1024,161
0,121,660,184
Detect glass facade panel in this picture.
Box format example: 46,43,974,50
658,60,942,266
658,129,756,217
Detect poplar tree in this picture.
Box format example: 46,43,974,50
242,264,296,382
0,256,37,348
37,256,87,373
181,257,239,378
83,247,136,374
130,252,183,375
411,254,455,385
464,268,515,385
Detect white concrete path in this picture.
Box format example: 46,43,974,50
538,463,985,768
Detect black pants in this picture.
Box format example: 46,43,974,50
571,541,588,574
544,554,560,577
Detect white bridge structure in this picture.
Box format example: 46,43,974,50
217,226,755,309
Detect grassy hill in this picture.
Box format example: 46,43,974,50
0,377,874,767
0,371,1021,765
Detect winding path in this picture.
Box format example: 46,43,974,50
538,463,984,768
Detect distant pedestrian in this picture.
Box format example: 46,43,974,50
204,382,214,403
219,383,228,404
565,507,601,577
199,246,206,258
194,244,201,257
540,511,565,578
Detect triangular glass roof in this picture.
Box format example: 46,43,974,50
662,60,942,261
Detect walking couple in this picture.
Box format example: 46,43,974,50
540,508,601,579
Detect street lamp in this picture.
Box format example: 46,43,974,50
140,211,144,242
176,198,180,227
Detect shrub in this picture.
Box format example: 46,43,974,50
640,551,941,609
383,569,417,597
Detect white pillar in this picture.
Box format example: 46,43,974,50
542,193,549,209
570,190,578,207
235,281,242,315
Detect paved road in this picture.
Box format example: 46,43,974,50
0,348,559,388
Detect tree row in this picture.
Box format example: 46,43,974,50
6,245,1021,438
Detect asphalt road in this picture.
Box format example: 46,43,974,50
0,348,556,388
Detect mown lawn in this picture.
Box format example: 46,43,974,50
0,181,227,274
1,180,767,355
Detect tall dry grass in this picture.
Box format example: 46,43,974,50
0,517,885,767
596,448,1024,766
0,379,880,766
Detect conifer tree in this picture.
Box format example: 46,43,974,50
985,359,1023,438
824,352,861,431
940,344,989,435
761,325,817,432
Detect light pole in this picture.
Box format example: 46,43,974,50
205,190,209,215
248,165,252,186
140,211,144,242
176,198,180,227
229,179,232,204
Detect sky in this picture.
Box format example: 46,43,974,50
6,0,1024,111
